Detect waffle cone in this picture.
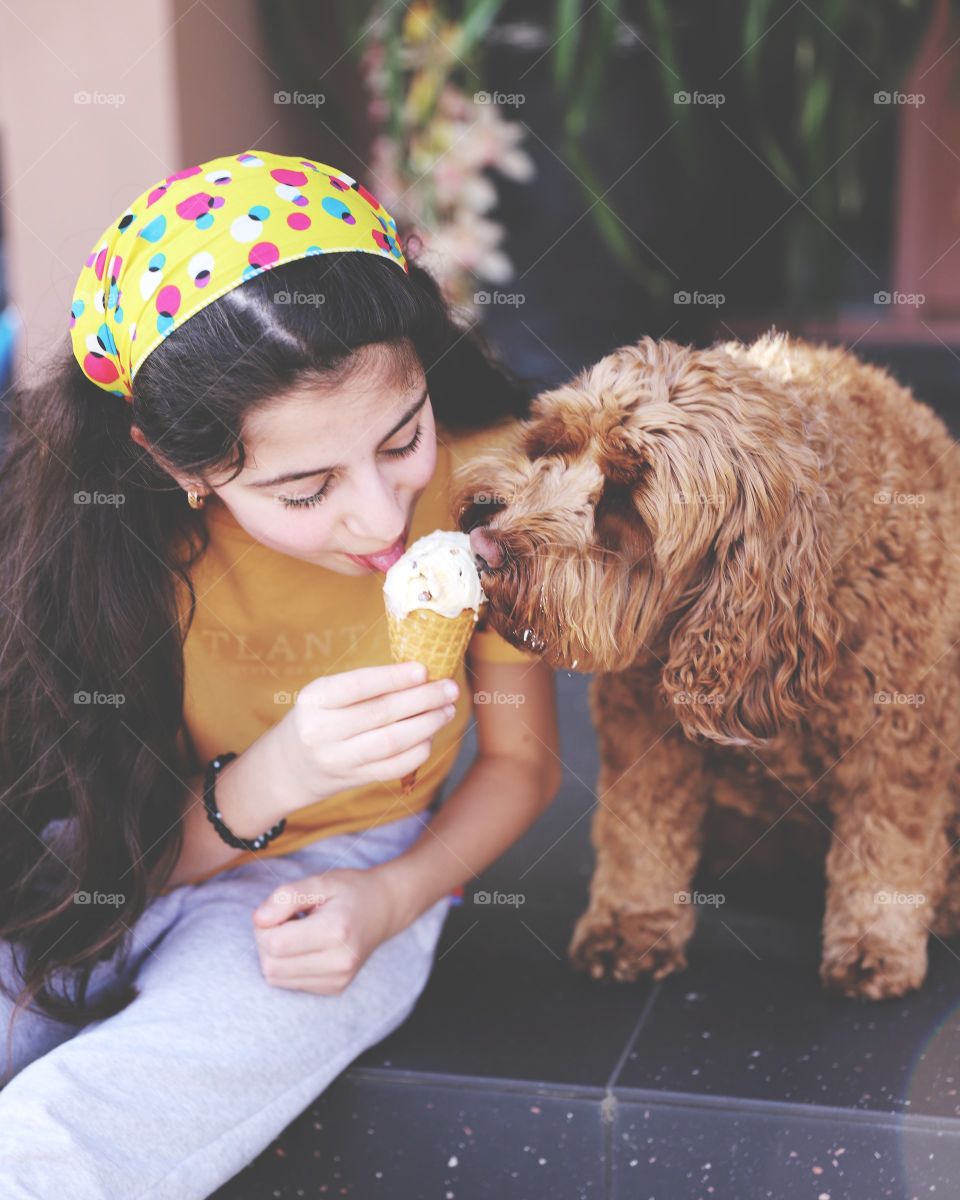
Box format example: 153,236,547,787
386,605,476,793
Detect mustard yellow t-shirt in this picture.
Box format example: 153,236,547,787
164,417,537,890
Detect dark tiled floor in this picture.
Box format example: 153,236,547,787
610,1101,960,1200
346,900,651,1091
618,909,960,1119
237,1079,607,1199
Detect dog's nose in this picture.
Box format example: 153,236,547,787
469,525,504,570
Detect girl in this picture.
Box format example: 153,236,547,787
0,150,561,1198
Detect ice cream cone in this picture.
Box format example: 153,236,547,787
383,529,487,794
387,606,476,792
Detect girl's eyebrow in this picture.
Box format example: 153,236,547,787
248,387,429,489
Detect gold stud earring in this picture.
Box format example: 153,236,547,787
186,489,206,510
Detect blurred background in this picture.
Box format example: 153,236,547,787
3,0,960,419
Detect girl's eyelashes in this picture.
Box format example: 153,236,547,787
384,422,424,461
278,488,329,509
278,422,425,510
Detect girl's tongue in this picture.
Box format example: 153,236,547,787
353,535,406,572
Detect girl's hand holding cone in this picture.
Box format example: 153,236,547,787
281,663,459,802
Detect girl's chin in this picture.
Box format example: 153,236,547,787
267,546,359,572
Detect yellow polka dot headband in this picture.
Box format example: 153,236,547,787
70,150,408,401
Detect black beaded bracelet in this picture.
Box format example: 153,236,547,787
202,751,287,852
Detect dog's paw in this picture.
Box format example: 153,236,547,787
568,907,692,983
820,930,928,1000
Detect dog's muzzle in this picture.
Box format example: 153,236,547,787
469,525,506,572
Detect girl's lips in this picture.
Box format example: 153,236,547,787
346,531,408,573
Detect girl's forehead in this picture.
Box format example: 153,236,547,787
233,369,428,484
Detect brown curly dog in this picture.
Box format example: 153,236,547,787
452,331,960,1000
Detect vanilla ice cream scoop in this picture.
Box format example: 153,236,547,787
383,530,486,620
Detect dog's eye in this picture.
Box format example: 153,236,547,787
525,436,557,460
603,453,643,485
523,419,576,460
603,430,646,484
593,481,641,550
595,481,634,516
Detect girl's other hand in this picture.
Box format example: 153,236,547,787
252,865,402,995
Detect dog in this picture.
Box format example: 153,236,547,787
452,331,960,1000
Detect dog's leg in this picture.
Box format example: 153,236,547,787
569,669,710,983
819,725,953,1000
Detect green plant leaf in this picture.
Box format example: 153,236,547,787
563,137,673,300
339,0,380,51
799,71,833,143
382,3,404,143
741,0,775,91
554,0,584,89
563,0,619,140
645,0,699,177
459,0,507,59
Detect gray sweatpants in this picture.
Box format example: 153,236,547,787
0,811,451,1199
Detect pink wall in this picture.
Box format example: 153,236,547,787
892,0,960,329
0,0,301,387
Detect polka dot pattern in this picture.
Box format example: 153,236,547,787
70,150,408,399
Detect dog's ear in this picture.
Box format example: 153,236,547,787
661,479,840,747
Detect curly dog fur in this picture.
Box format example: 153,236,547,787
452,331,960,1000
